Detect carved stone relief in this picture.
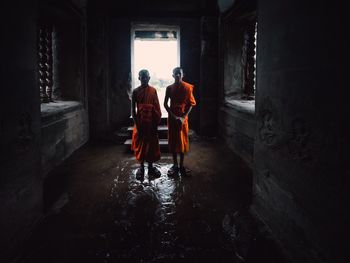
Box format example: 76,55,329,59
12,113,35,154
288,118,311,161
258,98,282,149
259,110,277,146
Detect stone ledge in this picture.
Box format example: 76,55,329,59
41,101,83,125
224,99,255,115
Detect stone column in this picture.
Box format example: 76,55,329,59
199,16,219,136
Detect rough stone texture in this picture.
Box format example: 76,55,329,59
218,0,257,99
217,0,236,13
200,16,219,136
109,17,133,130
254,1,348,263
218,101,255,167
178,18,201,133
3,1,349,263
40,0,86,102
89,0,218,16
218,0,257,167
39,0,89,178
41,102,89,177
0,2,88,261
222,23,245,99
56,21,84,101
88,7,204,137
0,2,43,262
87,16,111,139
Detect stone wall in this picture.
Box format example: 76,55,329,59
254,1,348,263
0,2,42,261
0,1,89,260
87,0,220,139
218,0,257,166
109,17,202,133
218,101,255,167
41,102,88,177
200,16,219,136
87,15,111,139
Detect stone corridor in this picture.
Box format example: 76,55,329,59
18,139,286,263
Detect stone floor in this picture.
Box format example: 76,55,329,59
18,139,287,263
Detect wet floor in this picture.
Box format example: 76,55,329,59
19,139,287,263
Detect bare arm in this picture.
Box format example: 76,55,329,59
182,106,193,119
164,86,177,119
176,106,192,125
131,89,139,130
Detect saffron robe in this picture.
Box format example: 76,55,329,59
167,81,196,153
131,86,161,163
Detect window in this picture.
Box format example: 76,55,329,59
38,2,86,124
242,20,257,100
222,10,257,105
38,25,54,103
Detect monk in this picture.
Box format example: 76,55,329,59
131,69,162,179
164,67,196,177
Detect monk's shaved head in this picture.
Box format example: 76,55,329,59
172,67,183,75
172,67,183,84
139,69,150,78
138,69,150,87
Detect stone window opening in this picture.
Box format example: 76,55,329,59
221,8,257,114
131,24,180,115
38,25,54,103
38,23,79,105
241,20,257,100
38,16,86,120
38,23,82,119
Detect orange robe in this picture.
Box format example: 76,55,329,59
131,86,161,163
168,81,196,153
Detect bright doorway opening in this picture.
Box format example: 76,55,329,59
131,25,180,116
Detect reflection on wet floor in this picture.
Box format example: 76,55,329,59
19,140,287,263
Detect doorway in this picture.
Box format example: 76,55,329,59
131,24,180,116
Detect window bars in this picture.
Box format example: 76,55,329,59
38,26,53,103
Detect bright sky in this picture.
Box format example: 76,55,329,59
133,39,178,89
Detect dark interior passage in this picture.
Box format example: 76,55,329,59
18,139,286,263
1,0,348,262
